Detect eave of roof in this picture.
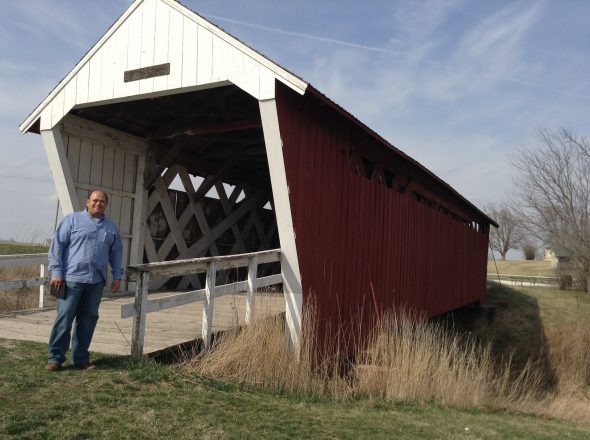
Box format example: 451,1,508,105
306,85,498,228
19,0,308,134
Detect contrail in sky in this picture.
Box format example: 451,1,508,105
204,13,589,101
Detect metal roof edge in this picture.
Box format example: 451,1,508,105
305,85,498,228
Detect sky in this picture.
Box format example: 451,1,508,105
0,0,589,247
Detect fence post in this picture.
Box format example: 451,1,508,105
245,255,258,325
202,261,216,349
131,270,149,358
38,264,47,308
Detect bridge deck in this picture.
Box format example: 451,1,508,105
0,292,285,356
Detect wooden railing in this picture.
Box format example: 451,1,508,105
124,249,282,358
0,253,49,308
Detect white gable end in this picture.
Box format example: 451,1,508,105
20,0,307,133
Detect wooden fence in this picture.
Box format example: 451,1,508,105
486,273,560,287
124,248,282,358
0,253,49,307
1,250,284,358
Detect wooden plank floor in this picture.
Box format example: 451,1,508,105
0,292,285,355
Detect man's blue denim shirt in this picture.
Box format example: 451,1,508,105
48,209,124,283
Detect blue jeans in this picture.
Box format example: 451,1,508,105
48,282,105,365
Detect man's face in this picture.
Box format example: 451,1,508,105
86,191,108,217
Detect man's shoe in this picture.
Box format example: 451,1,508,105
75,362,96,370
45,362,62,371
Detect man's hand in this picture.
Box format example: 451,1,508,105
50,276,63,289
111,279,121,293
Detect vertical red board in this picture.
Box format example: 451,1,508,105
274,84,489,348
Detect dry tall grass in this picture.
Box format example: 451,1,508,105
356,312,542,409
183,306,543,411
184,306,351,398
546,318,590,394
533,318,590,423
0,266,40,313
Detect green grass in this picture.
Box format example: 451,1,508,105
487,260,556,277
475,283,590,400
0,339,589,439
519,285,590,325
0,242,48,255
483,283,590,348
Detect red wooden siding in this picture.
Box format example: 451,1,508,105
275,83,489,339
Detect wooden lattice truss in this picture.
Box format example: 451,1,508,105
144,164,278,290
62,85,280,290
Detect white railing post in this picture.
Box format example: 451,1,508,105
202,261,216,349
38,264,47,308
131,270,149,358
245,255,258,325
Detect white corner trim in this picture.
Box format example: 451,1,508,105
41,128,80,215
259,98,303,352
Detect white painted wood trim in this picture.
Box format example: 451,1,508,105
19,0,145,133
130,154,147,265
215,182,247,252
41,128,81,215
214,273,281,297
75,183,136,200
39,264,47,308
162,0,307,94
0,277,48,291
259,98,303,353
177,168,221,257
61,114,149,156
72,81,231,111
131,270,150,358
154,178,189,256
122,291,205,318
202,261,216,349
245,255,258,324
120,273,282,318
126,248,280,281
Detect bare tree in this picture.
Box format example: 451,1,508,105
511,127,590,288
484,202,522,260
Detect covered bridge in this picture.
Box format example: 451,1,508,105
20,0,496,350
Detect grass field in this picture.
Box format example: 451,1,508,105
0,242,48,255
1,339,589,440
487,259,556,277
0,243,47,312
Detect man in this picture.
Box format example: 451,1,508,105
46,190,123,370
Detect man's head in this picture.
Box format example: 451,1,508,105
86,190,108,218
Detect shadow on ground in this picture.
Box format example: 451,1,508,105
436,282,557,390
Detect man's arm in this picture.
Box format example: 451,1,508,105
109,227,124,293
48,216,72,288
